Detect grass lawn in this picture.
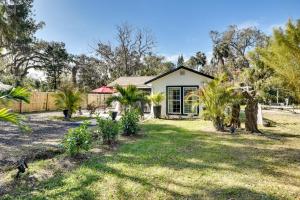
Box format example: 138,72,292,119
1,110,300,200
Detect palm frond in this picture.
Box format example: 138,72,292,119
0,87,30,103
0,108,19,124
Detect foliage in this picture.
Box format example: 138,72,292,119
87,102,98,116
0,87,30,125
187,51,207,71
177,54,184,67
140,54,174,75
120,109,140,135
187,74,235,131
258,19,300,101
96,23,155,80
0,0,46,86
53,85,82,119
96,117,119,144
44,41,69,90
210,25,268,78
71,54,109,91
148,92,165,106
106,84,148,112
62,121,92,156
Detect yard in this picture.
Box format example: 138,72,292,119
1,109,300,199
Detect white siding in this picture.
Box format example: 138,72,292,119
147,68,211,117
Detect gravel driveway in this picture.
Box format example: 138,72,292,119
0,112,80,170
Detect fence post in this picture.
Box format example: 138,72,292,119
19,101,22,113
45,92,49,111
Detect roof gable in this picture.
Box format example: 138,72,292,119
144,66,214,84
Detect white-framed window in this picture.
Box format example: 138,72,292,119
183,87,198,114
167,87,181,114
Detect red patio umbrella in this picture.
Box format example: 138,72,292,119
91,86,114,94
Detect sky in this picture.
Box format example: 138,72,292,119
33,0,300,63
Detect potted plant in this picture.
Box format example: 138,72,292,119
148,92,165,118
53,85,82,120
110,111,118,121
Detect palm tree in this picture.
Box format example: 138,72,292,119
53,85,82,119
106,84,148,113
0,87,30,124
187,74,235,131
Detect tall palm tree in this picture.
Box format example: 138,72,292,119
106,84,148,113
0,87,30,124
187,74,235,131
53,85,82,119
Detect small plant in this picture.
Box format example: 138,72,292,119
62,121,92,156
87,102,98,116
148,92,165,106
53,84,82,119
148,92,165,118
120,109,140,135
96,117,119,145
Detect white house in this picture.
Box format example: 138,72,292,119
145,66,214,117
108,66,214,117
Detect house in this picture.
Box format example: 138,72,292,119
108,66,214,117
145,66,214,117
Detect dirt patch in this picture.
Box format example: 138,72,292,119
0,112,79,170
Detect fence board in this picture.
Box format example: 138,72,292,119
0,91,111,113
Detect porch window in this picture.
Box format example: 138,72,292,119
167,86,199,115
167,87,181,114
183,87,198,114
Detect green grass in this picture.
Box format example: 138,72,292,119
2,110,300,200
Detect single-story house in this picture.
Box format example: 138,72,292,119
108,66,214,117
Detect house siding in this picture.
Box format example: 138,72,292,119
147,68,211,117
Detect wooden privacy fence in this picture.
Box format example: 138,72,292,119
0,92,112,113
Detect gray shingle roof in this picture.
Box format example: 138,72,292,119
108,76,155,88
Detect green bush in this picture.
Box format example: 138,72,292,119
62,121,92,156
120,109,140,135
96,117,119,144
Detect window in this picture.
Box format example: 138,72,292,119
167,87,181,114
183,87,198,114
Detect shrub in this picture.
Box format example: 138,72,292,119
96,117,119,145
120,109,140,135
87,102,98,116
62,121,92,156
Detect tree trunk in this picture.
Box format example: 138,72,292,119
243,91,260,133
213,116,225,131
230,103,241,128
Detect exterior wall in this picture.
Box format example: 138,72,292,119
148,68,211,117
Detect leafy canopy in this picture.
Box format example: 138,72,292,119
258,19,300,101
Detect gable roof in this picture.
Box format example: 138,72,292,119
144,66,214,84
108,76,155,88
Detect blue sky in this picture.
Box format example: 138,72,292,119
33,0,300,62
